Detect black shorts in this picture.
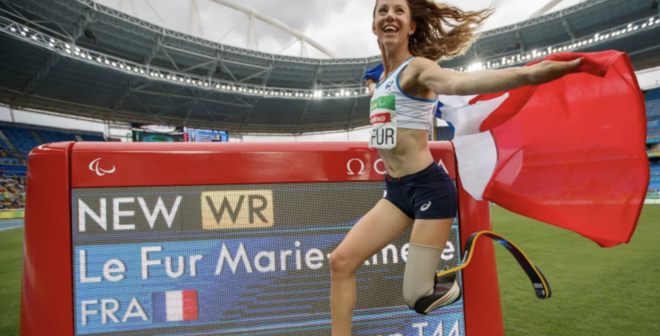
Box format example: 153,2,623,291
384,162,458,220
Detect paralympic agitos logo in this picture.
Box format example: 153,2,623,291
89,158,115,176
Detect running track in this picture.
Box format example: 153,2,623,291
0,219,24,232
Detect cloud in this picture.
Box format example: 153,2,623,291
243,0,354,32
303,0,381,58
97,0,587,58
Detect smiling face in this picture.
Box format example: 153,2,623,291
373,0,417,54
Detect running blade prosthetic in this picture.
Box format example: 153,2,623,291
413,271,461,315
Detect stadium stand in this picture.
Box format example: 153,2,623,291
0,164,26,176
646,88,660,197
0,152,20,165
0,138,16,164
650,121,660,139
0,126,42,160
0,174,25,210
79,134,106,142
647,89,660,114
0,164,25,210
37,129,77,144
0,123,102,210
647,88,660,141
0,122,106,162
649,163,660,194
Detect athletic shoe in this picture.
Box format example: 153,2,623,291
413,271,461,315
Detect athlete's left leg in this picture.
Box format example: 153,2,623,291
403,218,460,314
400,163,460,314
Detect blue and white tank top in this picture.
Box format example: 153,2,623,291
369,57,438,149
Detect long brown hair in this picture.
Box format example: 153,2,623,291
374,0,494,61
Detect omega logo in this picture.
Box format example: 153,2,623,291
347,158,387,175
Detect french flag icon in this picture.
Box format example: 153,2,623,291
152,290,199,323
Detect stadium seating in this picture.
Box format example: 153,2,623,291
646,89,660,116
80,134,106,141
0,154,20,165
650,126,660,138
37,130,77,144
1,126,42,159
647,89,660,140
644,88,660,152
0,169,25,210
0,125,105,161
649,163,660,194
0,164,26,176
0,138,18,164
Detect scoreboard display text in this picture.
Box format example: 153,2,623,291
73,182,466,336
183,127,229,142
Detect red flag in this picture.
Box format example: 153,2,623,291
440,51,649,247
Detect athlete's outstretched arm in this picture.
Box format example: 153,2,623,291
413,57,581,96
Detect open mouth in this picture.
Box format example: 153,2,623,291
383,25,399,35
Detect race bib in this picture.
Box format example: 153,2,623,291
369,95,397,149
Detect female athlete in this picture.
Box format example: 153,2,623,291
329,0,581,335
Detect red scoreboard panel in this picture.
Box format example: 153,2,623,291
21,141,503,336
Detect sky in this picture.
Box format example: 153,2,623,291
99,0,587,59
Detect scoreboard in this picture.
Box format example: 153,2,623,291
72,184,465,335
131,124,229,143
131,124,184,143
183,127,228,142
21,142,503,336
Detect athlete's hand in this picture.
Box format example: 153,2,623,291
363,64,383,96
523,58,582,86
364,63,384,84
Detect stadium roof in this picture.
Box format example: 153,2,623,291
0,0,658,134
